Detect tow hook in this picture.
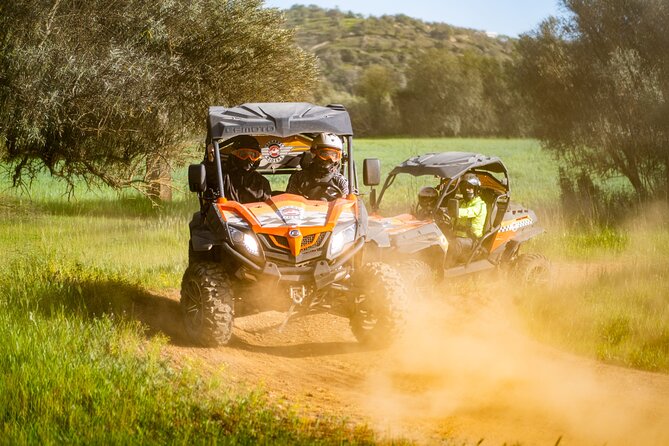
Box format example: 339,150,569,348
279,286,308,332
290,285,307,305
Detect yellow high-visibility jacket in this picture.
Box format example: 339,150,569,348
455,196,487,239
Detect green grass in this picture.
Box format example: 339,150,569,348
0,253,383,444
516,243,669,371
0,137,667,441
0,168,387,443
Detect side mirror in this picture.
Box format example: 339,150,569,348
363,158,381,186
188,164,206,193
447,198,459,220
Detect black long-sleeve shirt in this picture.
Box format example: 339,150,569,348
286,168,349,201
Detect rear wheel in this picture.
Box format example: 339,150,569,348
513,253,551,286
350,262,408,347
180,262,234,346
398,259,434,291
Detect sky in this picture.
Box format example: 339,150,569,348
263,0,565,37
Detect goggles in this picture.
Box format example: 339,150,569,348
313,147,342,162
232,148,262,162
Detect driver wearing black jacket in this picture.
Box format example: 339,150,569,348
205,135,271,203
286,132,349,201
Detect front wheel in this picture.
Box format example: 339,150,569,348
397,259,435,291
350,262,408,347
180,262,234,347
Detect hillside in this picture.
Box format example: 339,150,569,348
283,5,516,99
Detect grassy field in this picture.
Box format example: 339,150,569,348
1,137,668,441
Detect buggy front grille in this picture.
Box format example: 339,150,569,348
259,232,328,254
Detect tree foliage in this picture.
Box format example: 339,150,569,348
283,5,522,137
516,0,669,200
352,65,400,135
395,50,524,137
0,0,317,192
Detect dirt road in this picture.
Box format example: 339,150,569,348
140,282,669,445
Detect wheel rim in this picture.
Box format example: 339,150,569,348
357,304,379,330
354,291,382,331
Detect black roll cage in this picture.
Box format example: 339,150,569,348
211,135,357,195
375,164,509,212
205,102,357,196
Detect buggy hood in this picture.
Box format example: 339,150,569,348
216,194,357,230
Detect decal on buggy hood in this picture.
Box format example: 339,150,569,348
217,194,356,229
368,214,433,235
222,210,250,228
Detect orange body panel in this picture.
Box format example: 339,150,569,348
489,215,533,252
216,194,358,257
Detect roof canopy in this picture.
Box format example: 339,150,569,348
208,103,353,141
389,152,508,179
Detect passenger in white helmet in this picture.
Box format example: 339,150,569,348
286,132,349,201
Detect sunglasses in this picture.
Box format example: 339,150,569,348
232,148,262,162
313,147,342,162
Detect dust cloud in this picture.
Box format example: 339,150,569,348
361,279,669,445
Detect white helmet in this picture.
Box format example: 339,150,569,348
462,173,481,188
311,132,343,151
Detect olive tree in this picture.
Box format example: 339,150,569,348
396,49,515,137
0,0,317,197
516,0,669,201
353,65,400,136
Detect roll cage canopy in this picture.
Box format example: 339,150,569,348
376,152,510,210
389,152,507,179
204,102,356,194
207,102,353,143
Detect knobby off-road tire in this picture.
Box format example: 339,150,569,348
398,259,434,291
350,262,408,347
513,253,551,286
180,261,234,347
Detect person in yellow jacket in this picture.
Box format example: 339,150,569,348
448,173,487,265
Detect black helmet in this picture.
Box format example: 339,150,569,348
418,186,439,208
460,173,481,201
226,135,261,172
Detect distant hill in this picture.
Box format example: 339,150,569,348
282,5,516,99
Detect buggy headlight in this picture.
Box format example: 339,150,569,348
328,223,356,258
229,226,260,257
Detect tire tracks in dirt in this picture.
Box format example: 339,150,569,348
138,281,669,445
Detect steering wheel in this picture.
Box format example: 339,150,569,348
308,182,345,201
435,207,453,228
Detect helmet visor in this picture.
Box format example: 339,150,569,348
313,147,342,162
232,148,262,162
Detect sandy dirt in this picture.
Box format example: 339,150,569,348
135,269,669,446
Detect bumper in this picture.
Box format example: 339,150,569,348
222,237,364,289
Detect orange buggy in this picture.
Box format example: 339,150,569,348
182,103,406,347
361,152,550,283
